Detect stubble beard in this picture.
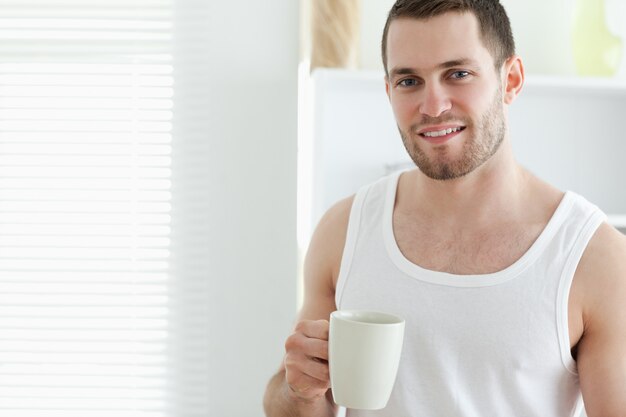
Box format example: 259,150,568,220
399,87,507,181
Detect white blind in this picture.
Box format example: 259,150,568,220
0,1,209,416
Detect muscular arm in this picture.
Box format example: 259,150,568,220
574,223,626,416
263,197,354,417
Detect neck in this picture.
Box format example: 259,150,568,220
402,138,529,228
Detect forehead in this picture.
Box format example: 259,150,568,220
386,12,494,72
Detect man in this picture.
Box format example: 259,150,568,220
264,0,626,415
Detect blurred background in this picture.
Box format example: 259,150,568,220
0,0,624,416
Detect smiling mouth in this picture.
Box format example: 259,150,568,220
420,126,466,138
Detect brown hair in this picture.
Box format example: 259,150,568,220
381,0,515,74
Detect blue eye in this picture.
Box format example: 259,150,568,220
398,78,419,87
450,71,470,79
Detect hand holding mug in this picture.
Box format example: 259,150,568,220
283,319,331,401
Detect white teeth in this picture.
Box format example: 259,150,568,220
423,127,462,137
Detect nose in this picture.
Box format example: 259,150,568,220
419,83,452,118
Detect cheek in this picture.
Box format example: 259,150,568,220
390,94,419,126
451,88,497,127
454,87,485,113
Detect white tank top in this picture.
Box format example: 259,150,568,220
335,170,606,417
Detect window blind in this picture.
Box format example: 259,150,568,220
0,1,209,416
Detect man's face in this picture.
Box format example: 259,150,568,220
385,12,507,181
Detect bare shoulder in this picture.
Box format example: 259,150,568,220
575,222,626,311
298,196,356,320
304,196,356,290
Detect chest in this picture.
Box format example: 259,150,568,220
392,213,542,275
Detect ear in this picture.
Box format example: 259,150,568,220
502,55,524,105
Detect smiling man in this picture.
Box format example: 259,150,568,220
385,13,509,182
264,1,626,416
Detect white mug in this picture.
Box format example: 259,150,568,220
329,310,405,410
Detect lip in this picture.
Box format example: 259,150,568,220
417,125,466,145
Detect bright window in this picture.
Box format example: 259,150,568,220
0,1,209,415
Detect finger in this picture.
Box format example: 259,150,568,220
307,338,329,361
288,369,330,391
302,356,330,383
294,319,329,340
288,376,330,397
285,332,328,361
285,352,330,384
285,362,331,397
287,377,329,401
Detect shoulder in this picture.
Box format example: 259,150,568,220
317,195,355,230
575,222,626,326
305,195,356,286
577,222,626,288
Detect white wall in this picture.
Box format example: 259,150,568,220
204,1,299,415
501,0,626,76
499,0,575,75
359,0,396,70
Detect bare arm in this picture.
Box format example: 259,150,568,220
574,223,626,416
263,197,354,417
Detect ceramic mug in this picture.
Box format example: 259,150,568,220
329,310,405,410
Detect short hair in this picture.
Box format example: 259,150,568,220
381,0,515,74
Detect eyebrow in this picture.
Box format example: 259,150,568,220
388,58,478,79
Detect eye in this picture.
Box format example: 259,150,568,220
398,78,419,87
449,70,470,80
